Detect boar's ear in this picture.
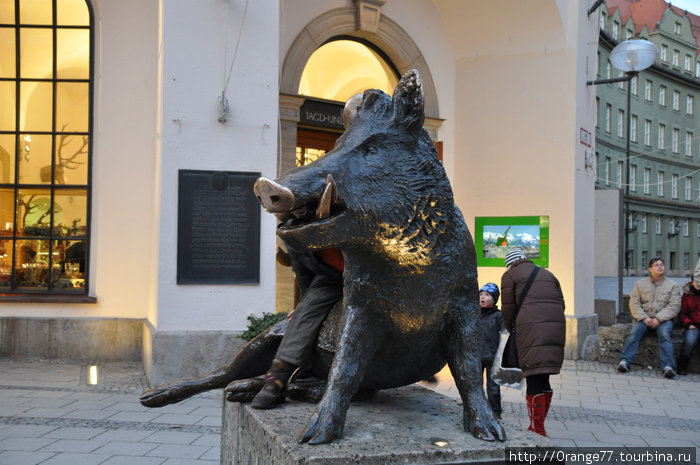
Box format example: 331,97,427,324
392,69,424,134
343,93,363,129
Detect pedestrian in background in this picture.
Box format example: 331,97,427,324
479,282,504,419
617,257,681,378
501,247,565,437
677,270,700,375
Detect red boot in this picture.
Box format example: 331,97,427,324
526,393,547,437
543,390,553,416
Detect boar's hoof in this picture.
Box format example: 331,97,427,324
466,409,506,442
140,380,198,408
297,405,345,445
224,377,265,403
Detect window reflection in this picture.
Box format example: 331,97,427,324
15,239,49,290
0,29,15,77
51,240,85,289
3,0,92,293
0,240,10,289
19,0,53,25
296,147,326,167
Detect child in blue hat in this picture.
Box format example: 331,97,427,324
479,282,504,418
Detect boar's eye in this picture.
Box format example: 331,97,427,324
362,144,377,156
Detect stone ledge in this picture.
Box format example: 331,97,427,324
598,323,700,372
221,384,552,465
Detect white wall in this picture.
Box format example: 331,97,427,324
595,189,621,276
435,0,597,319
154,0,279,332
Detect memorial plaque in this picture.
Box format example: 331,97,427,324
177,170,260,284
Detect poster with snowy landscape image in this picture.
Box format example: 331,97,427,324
474,216,549,267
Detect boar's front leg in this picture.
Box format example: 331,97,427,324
298,304,379,445
442,291,506,442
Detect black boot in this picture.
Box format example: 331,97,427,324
251,359,295,409
677,355,690,376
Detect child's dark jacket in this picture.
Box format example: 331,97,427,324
480,306,504,365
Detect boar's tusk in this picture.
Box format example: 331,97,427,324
316,174,338,220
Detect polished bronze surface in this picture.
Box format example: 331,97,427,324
141,70,504,445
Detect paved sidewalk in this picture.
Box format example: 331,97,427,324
423,360,700,455
0,358,698,464
0,360,221,465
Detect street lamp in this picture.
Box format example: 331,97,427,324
588,37,657,315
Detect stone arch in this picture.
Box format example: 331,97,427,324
280,7,439,119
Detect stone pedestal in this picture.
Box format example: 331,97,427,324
221,384,552,464
565,314,599,360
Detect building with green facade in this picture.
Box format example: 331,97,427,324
596,0,700,276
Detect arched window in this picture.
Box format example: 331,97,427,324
0,0,92,296
298,38,398,102
296,38,399,167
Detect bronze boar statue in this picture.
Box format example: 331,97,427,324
140,69,505,445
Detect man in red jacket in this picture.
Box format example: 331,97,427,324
678,271,700,375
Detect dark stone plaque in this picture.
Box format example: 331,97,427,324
177,170,260,284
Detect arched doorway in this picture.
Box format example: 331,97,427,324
275,5,442,312
296,38,399,168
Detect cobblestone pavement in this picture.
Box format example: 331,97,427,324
424,359,700,456
0,358,698,464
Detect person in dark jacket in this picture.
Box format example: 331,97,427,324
677,273,700,375
479,282,504,418
500,247,565,437
251,246,344,409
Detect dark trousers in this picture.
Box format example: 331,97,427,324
482,363,502,415
525,373,551,396
275,283,343,367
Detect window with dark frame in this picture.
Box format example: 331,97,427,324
0,0,92,296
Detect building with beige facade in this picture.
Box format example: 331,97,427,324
0,0,600,385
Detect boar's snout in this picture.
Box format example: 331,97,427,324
254,177,295,213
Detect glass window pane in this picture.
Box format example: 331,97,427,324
57,29,89,79
19,0,52,25
51,239,85,290
20,28,53,79
0,28,16,77
0,189,13,235
20,81,52,131
0,134,15,183
17,134,51,184
57,0,89,26
55,135,88,184
0,239,10,289
0,1,15,24
0,81,16,131
56,82,88,132
17,188,52,236
54,189,86,237
15,239,48,289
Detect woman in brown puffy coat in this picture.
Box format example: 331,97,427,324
500,247,566,437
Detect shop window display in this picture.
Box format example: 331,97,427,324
0,0,91,295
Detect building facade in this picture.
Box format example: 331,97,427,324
595,0,700,277
0,0,600,384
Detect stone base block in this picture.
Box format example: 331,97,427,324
221,385,552,464
143,326,247,386
594,300,616,327
565,314,598,360
0,317,142,361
